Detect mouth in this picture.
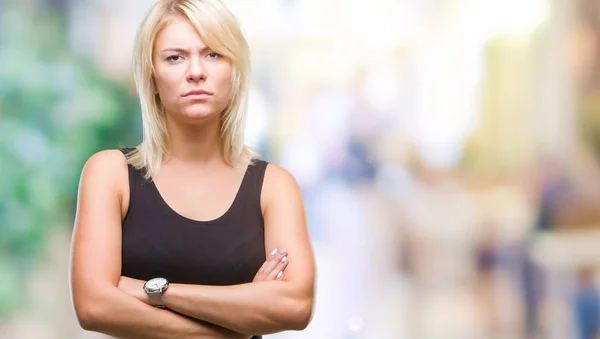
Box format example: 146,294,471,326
183,89,213,99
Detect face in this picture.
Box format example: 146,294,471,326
153,16,232,123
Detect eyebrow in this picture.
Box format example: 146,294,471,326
160,47,212,53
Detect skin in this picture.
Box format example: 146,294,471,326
69,15,315,339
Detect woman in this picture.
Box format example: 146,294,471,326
69,0,315,338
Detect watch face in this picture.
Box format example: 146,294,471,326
145,277,168,292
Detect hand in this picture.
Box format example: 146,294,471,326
253,248,289,282
118,276,150,304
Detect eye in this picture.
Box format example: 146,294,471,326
206,52,222,59
166,54,182,62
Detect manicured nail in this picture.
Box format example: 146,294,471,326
281,256,288,264
279,248,287,255
270,248,278,256
277,271,283,279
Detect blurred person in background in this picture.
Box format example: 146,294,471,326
523,158,571,339
474,223,499,336
572,266,600,339
68,1,315,338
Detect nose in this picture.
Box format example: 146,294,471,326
186,56,206,82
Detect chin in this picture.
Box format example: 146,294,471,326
183,105,220,121
185,110,216,119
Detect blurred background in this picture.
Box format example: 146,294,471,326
2,0,600,338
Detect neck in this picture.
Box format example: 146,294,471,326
163,114,224,167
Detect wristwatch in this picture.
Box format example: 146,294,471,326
144,277,169,308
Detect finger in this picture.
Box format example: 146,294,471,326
266,255,289,281
253,260,270,282
276,270,284,280
253,248,280,282
261,248,286,278
255,248,287,282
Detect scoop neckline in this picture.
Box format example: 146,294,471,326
148,163,252,226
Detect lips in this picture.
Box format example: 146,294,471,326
183,89,212,97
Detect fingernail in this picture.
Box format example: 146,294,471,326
281,256,288,264
277,271,283,279
279,248,287,255
270,248,277,256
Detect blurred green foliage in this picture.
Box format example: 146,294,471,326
0,4,141,317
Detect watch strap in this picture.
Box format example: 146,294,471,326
148,291,166,308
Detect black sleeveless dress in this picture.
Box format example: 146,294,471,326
119,148,266,339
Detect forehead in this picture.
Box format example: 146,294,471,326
154,16,206,50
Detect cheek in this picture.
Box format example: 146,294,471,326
221,78,232,99
154,73,179,104
155,72,172,89
155,62,182,85
217,68,233,99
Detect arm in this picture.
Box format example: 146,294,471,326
153,164,316,335
69,150,249,339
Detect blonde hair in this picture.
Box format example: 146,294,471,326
127,0,258,180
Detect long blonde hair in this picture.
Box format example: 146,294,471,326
127,0,258,179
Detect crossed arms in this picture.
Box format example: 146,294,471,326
69,151,316,338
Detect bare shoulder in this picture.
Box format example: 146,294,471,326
81,149,128,181
84,149,127,169
79,149,129,202
263,163,297,184
263,163,301,191
261,163,303,210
